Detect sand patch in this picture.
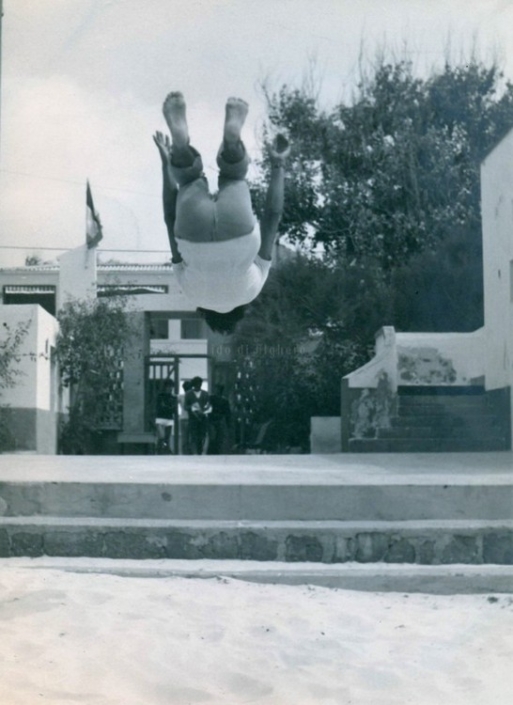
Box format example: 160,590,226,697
0,568,512,704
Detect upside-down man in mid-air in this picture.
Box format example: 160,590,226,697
153,92,290,334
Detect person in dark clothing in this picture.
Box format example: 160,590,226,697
207,385,232,454
183,376,212,454
155,379,178,452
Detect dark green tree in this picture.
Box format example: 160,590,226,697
234,55,513,449
55,296,134,454
256,59,513,273
232,254,391,450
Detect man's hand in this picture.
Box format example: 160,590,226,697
153,131,172,164
269,133,290,166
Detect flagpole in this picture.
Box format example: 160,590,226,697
86,180,103,250
0,0,4,163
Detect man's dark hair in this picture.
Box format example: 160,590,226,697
197,305,247,334
191,376,203,390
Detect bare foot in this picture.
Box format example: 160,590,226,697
162,92,189,149
223,97,249,144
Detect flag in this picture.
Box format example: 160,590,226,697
86,181,103,249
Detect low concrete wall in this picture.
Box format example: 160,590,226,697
345,327,486,392
0,518,512,564
36,409,59,454
310,417,341,453
0,408,58,453
345,326,398,391
1,476,512,521
396,330,485,387
341,327,495,449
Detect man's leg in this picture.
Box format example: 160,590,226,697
162,92,195,174
214,98,256,241
200,417,209,454
162,92,215,241
188,417,197,454
218,97,249,176
206,420,217,455
189,417,202,455
180,419,190,455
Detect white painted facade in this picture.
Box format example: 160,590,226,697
0,304,60,452
345,327,486,392
480,130,513,394
58,245,97,307
0,304,58,410
0,245,208,452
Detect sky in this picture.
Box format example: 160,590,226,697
1,0,513,266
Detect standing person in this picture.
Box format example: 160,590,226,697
178,379,193,454
184,376,212,455
153,92,290,334
155,379,178,453
207,385,232,455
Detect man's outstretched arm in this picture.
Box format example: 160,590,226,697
153,131,183,264
258,134,290,261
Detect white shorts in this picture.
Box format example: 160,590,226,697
155,418,174,427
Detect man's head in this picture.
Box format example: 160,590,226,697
191,376,203,391
163,378,175,393
197,305,247,334
182,380,193,393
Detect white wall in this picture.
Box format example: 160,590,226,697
481,129,513,393
98,265,192,312
0,304,59,411
344,327,486,390
396,330,485,386
1,304,36,408
58,245,97,308
35,308,60,411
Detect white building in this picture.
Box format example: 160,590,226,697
480,126,513,424
0,303,59,453
0,242,210,453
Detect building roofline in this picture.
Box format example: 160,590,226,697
0,262,174,274
480,124,513,164
0,264,60,273
98,263,173,271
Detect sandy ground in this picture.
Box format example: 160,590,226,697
0,568,512,705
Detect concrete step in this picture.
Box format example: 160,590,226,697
398,403,492,417
3,557,513,594
395,407,499,422
398,385,485,397
1,516,513,564
378,426,504,440
2,470,513,521
349,438,509,453
390,414,498,427
398,403,492,416
398,395,489,407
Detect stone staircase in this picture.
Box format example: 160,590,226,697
349,387,511,453
0,454,512,585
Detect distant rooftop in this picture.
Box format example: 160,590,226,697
0,262,173,273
